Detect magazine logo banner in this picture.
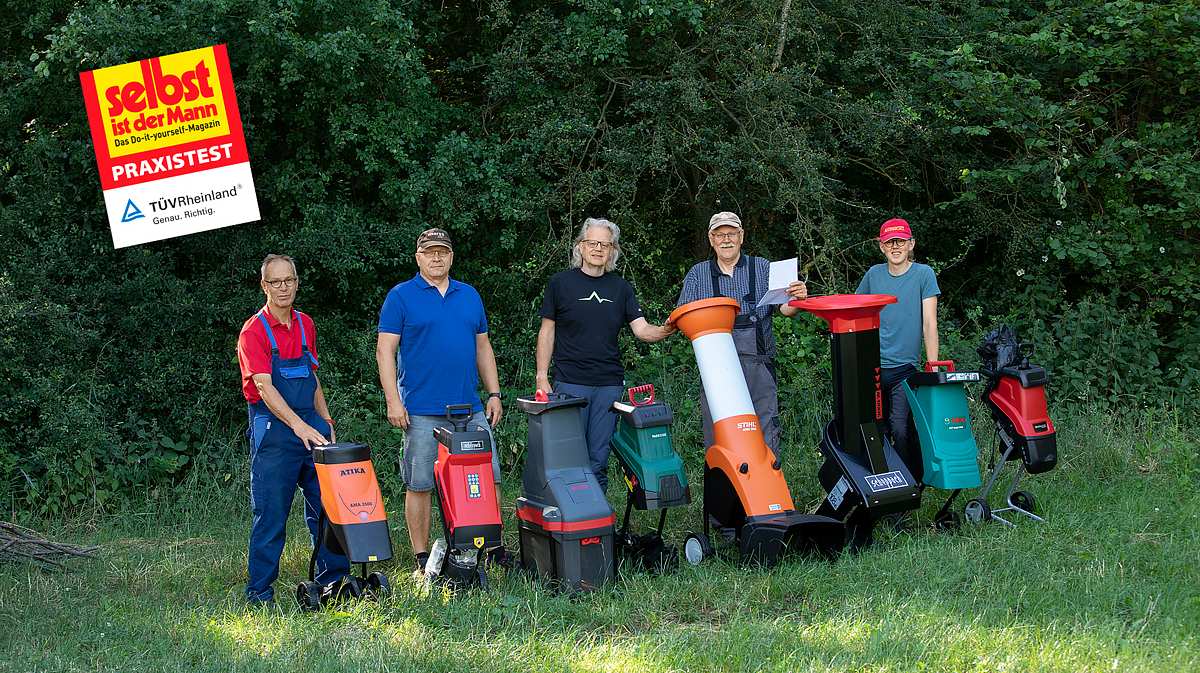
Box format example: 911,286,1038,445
79,45,260,248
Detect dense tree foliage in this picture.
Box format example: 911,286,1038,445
1,0,1196,511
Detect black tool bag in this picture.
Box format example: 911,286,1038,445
977,324,1022,379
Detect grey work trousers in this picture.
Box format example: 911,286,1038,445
699,327,781,459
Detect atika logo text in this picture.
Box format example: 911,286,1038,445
339,467,366,477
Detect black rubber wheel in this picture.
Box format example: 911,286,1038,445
295,581,322,612
683,532,711,566
655,544,680,573
1011,490,1036,514
487,546,514,570
366,571,390,598
332,575,364,600
964,498,992,524
934,511,962,532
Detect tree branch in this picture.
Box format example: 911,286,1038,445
772,0,794,71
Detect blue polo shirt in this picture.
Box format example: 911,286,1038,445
378,275,489,415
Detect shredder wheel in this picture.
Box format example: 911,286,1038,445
1010,490,1036,514
295,581,322,612
934,510,961,531
683,532,711,566
366,571,390,598
331,575,364,600
964,498,991,524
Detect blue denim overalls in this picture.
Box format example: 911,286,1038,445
245,309,348,602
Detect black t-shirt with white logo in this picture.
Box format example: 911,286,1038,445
539,268,643,386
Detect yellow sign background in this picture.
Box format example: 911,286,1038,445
91,46,229,158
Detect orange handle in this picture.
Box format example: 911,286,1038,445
627,384,655,406
926,360,956,372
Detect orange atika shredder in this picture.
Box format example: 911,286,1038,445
296,442,393,610
669,298,844,565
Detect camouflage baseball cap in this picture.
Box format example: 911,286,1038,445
416,228,453,252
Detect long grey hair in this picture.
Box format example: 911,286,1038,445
570,217,621,272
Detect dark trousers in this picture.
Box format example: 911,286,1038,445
553,382,624,492
880,364,918,467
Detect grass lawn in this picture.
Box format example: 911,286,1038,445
1,407,1197,672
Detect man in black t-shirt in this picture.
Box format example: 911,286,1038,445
536,217,674,491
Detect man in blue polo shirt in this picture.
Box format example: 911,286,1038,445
375,228,504,573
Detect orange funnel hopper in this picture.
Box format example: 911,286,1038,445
668,297,739,339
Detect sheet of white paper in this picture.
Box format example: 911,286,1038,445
756,257,799,307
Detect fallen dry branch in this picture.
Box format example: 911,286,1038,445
0,521,100,570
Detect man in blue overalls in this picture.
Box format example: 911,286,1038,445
236,254,348,605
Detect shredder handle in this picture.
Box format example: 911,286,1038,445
1019,341,1036,366
627,384,655,406
444,403,474,430
926,360,956,372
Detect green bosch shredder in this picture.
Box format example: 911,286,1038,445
902,360,982,528
609,384,690,572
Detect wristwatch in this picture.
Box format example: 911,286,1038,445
487,392,503,400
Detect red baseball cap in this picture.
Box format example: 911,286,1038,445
878,218,913,242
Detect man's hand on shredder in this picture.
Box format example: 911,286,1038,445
486,396,503,426
292,421,330,451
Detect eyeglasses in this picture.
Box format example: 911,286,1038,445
581,239,614,250
265,277,297,289
711,231,741,242
882,238,911,248
419,249,451,259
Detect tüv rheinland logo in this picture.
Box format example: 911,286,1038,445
121,198,145,223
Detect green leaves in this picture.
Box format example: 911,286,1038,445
1,0,1197,512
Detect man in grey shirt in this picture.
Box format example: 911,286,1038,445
676,211,807,459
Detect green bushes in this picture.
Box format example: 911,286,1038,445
1,0,1196,513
